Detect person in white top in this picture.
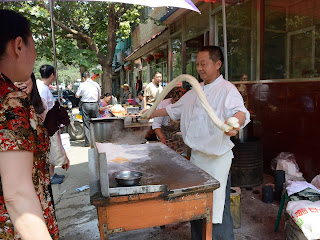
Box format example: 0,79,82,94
152,87,187,154
76,71,101,147
143,72,163,109
36,66,55,111
150,46,250,240
38,64,70,185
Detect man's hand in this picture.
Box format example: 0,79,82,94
154,128,167,144
224,112,246,136
224,119,240,137
224,127,240,137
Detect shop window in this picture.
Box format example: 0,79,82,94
216,0,257,81
172,37,182,80
264,0,320,79
142,66,149,87
186,35,204,79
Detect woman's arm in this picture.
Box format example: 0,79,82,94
0,150,52,240
154,128,166,144
99,106,109,112
150,108,169,118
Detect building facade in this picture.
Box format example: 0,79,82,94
124,0,320,181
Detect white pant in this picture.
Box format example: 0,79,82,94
191,149,233,223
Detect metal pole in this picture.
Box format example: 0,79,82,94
49,0,60,102
222,0,228,80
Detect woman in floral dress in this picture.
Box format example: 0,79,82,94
99,93,113,118
0,10,58,239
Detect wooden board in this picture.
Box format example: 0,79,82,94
96,142,220,197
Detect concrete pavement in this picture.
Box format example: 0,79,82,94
52,140,287,240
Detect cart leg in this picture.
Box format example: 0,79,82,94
97,207,108,240
202,218,212,240
202,206,212,240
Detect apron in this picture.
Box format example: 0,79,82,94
191,149,233,223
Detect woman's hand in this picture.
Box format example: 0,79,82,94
62,156,70,171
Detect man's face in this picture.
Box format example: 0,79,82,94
196,51,221,84
154,73,162,85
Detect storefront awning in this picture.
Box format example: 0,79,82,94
124,27,169,61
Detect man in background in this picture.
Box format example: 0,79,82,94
76,71,101,147
143,72,163,109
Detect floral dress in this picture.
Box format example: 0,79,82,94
0,73,59,239
99,99,110,118
161,118,187,155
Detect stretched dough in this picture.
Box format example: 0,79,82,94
141,74,236,132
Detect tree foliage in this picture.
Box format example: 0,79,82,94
1,1,143,92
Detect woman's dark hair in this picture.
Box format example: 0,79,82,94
100,92,112,99
0,10,31,60
138,90,144,96
30,73,45,114
39,64,55,78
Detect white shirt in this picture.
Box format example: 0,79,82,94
166,75,250,156
36,79,55,110
152,98,172,130
144,82,163,105
76,78,101,102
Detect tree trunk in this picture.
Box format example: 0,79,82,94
101,63,112,94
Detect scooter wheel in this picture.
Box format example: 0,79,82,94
68,122,84,140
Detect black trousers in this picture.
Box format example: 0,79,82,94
191,173,234,240
81,102,99,145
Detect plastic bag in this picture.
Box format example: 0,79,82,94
270,152,303,180
286,200,320,240
48,131,68,167
311,175,320,190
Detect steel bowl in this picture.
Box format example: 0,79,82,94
113,170,142,186
138,118,149,123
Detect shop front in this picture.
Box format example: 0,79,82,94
126,0,320,181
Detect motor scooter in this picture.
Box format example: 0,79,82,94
60,98,85,140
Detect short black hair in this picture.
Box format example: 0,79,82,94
138,90,144,96
82,71,90,79
39,64,55,78
199,46,224,64
0,10,32,60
